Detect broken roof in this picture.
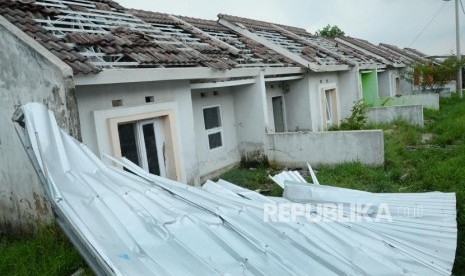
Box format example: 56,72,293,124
379,43,426,63
296,35,386,69
336,36,411,67
129,10,296,68
176,15,297,67
0,0,250,74
217,14,351,69
404,47,428,58
0,0,430,75
0,0,101,74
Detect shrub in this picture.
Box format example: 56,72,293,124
337,101,368,130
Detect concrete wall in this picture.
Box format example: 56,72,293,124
231,74,268,163
191,88,240,180
367,105,424,126
0,17,79,233
266,130,384,167
76,80,201,185
379,93,440,110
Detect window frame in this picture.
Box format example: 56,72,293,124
319,84,339,130
202,105,224,152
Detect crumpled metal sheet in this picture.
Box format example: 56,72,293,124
13,103,457,276
268,170,458,276
269,163,319,188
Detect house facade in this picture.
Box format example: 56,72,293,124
0,0,414,231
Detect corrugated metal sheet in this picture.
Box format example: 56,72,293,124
269,163,319,188
13,103,457,275
268,170,457,275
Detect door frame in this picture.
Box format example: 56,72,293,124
271,95,287,133
319,84,340,130
107,110,181,181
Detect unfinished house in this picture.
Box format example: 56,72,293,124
209,14,384,167
0,0,385,231
337,37,411,100
380,43,455,94
336,36,439,111
216,14,355,131
285,33,387,120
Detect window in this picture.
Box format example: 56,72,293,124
203,106,223,150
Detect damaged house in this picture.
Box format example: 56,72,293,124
3,0,438,232
336,36,440,110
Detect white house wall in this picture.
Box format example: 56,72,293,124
398,70,414,95
377,71,392,97
191,88,241,180
265,82,286,133
284,76,314,132
0,16,79,232
338,68,362,121
382,68,413,96
231,73,269,163
75,81,200,185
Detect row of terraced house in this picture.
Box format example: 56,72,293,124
0,0,442,231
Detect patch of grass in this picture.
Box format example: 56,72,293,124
217,166,283,197
0,223,91,276
219,96,465,275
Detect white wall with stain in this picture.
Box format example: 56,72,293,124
0,17,79,233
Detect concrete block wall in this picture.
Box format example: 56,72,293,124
367,105,424,126
266,130,384,168
378,93,440,110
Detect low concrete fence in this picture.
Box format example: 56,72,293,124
367,105,423,126
266,130,384,167
378,93,439,110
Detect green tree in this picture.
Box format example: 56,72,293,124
401,57,465,93
316,24,345,38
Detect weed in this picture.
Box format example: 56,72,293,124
0,223,91,275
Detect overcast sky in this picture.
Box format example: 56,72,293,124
117,0,464,56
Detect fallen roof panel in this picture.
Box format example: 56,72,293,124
13,103,457,275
